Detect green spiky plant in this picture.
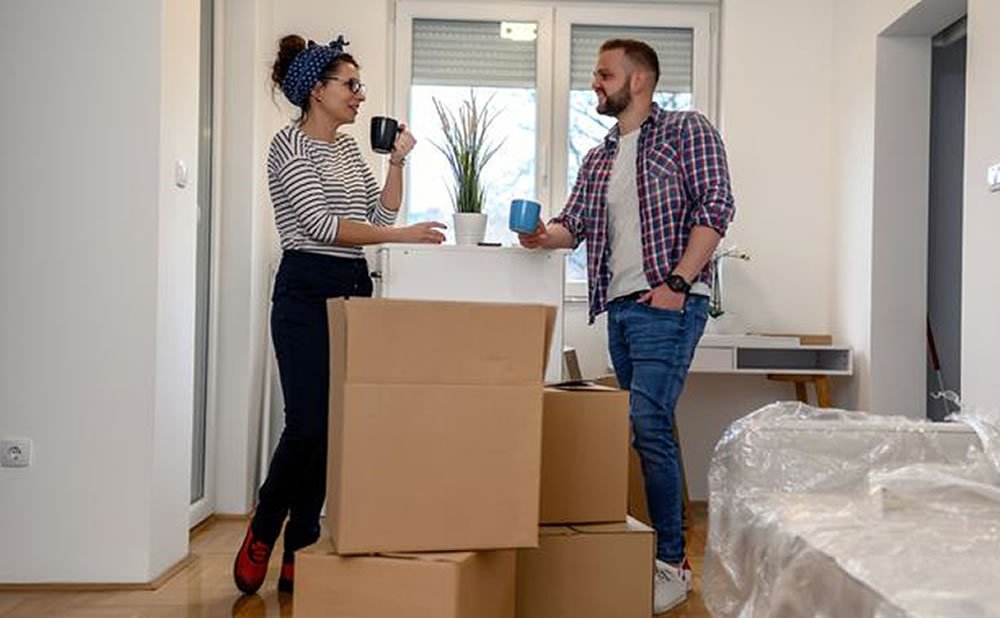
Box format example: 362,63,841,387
431,91,505,214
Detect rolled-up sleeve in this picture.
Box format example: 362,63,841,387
683,112,735,235
362,158,398,227
550,151,598,247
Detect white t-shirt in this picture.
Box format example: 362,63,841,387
607,129,649,300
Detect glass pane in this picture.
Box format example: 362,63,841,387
191,0,213,506
565,25,695,281
408,19,538,246
409,87,536,245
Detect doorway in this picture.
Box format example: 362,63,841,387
869,0,966,418
926,19,966,420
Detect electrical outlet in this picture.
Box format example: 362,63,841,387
989,163,1000,193
1,439,32,468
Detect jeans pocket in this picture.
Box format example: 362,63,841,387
637,301,685,318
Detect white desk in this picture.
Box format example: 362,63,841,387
370,244,569,383
691,334,853,376
607,334,852,407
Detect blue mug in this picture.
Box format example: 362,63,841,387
509,199,542,235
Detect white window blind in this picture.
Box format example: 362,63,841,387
412,19,537,88
569,25,693,92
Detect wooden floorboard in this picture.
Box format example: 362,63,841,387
0,504,710,617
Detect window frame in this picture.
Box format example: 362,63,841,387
393,1,718,299
393,2,555,224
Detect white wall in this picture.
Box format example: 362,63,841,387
830,0,971,418
870,34,932,418
213,0,279,515
152,0,201,575
961,0,1000,408
0,0,198,583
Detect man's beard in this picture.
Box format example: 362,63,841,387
597,83,631,117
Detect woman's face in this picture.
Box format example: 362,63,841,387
313,62,366,125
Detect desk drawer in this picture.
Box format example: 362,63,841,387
690,346,734,373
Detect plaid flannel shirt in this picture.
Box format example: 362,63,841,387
553,104,735,323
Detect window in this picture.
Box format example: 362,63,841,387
403,15,545,246
394,2,717,295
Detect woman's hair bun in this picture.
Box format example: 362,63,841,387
271,34,307,87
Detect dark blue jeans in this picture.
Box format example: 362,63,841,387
607,294,708,564
252,250,372,556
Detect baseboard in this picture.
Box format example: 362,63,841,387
0,553,196,592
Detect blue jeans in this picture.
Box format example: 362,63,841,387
607,293,708,564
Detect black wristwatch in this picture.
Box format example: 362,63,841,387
664,273,692,295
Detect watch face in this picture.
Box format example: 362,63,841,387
667,274,690,293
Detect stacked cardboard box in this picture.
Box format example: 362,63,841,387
516,384,655,618
295,298,554,618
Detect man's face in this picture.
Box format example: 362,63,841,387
592,48,632,117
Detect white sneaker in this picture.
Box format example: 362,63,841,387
653,559,688,614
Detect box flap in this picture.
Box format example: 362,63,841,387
328,298,555,386
538,526,575,537
299,538,337,557
380,551,477,564
567,519,654,535
545,381,620,392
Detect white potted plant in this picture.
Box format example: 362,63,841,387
432,91,504,245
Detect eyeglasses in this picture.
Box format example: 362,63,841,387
325,76,367,96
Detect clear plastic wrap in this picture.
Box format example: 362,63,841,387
703,401,1000,617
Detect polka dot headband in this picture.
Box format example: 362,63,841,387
281,35,350,107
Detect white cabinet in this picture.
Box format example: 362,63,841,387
370,244,568,383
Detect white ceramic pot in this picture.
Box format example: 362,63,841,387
452,212,487,246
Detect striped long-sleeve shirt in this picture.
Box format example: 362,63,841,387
553,105,735,323
267,124,397,259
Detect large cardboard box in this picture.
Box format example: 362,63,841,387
628,446,652,526
326,298,555,554
295,540,515,618
515,519,655,618
594,374,653,526
540,384,629,524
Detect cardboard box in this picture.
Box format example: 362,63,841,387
539,384,629,524
326,298,555,554
628,446,652,526
295,540,515,618
515,519,655,618
592,375,653,526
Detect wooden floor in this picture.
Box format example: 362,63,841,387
0,504,710,617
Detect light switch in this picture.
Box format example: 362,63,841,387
989,162,1000,193
174,160,189,189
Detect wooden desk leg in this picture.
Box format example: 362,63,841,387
814,376,832,408
768,373,829,407
793,381,809,404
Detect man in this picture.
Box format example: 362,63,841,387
519,39,734,612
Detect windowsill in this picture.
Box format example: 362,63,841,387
565,279,587,303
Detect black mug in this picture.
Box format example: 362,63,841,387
370,116,400,154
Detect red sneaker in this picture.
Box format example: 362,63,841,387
278,554,294,593
233,526,273,594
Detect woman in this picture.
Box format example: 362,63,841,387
233,34,445,595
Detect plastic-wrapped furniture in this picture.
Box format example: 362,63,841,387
704,401,1000,617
